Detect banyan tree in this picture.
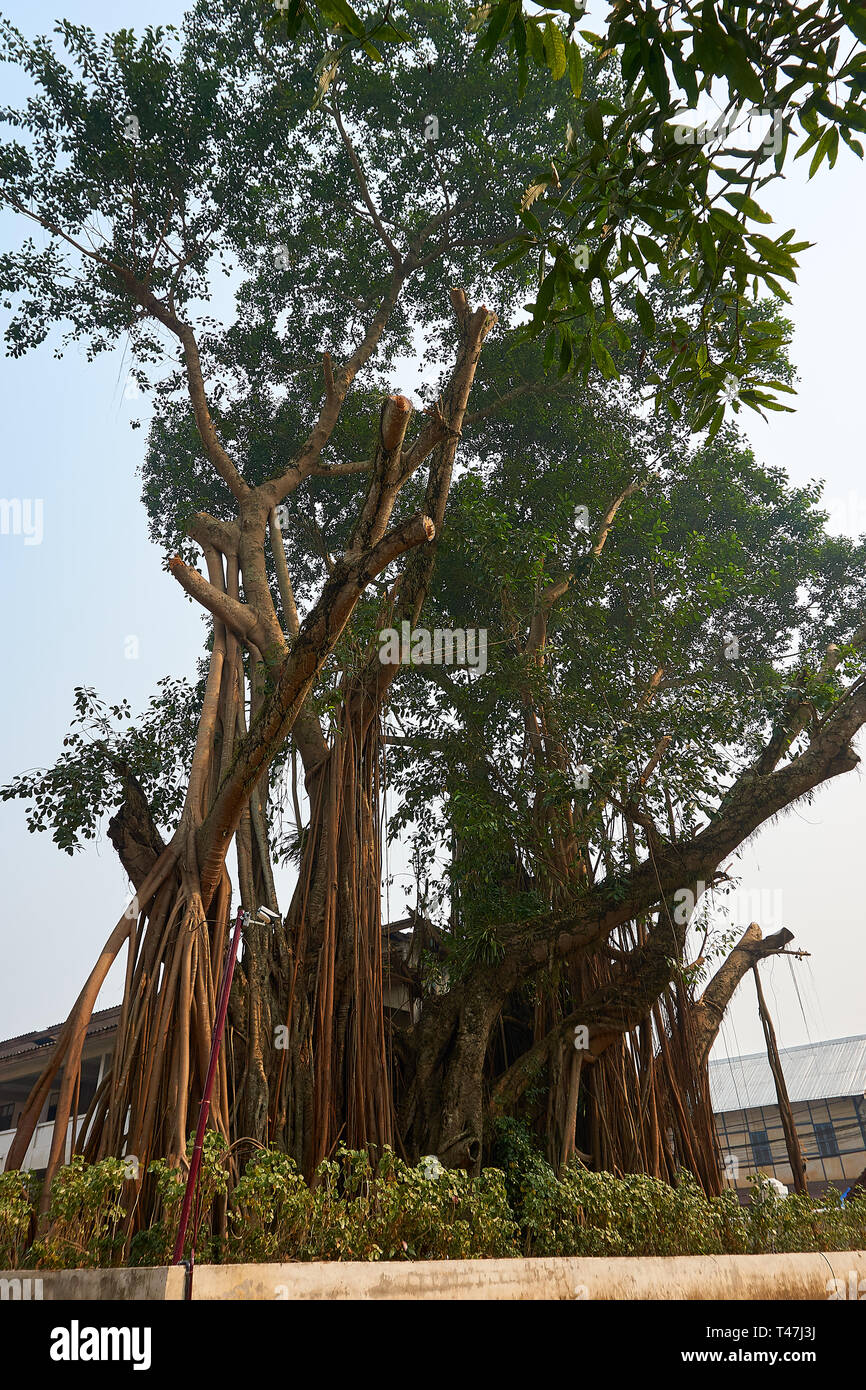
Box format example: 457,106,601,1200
2,0,865,1225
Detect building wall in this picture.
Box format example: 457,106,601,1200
715,1093,866,1191
0,1035,115,1174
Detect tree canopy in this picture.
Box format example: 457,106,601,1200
1,0,865,1208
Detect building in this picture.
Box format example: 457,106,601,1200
0,916,439,1173
709,1035,866,1195
0,1007,120,1175
6,1002,864,1194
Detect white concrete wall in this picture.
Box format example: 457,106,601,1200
0,1116,80,1173
3,1252,865,1301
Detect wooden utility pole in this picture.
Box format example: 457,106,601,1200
752,963,808,1194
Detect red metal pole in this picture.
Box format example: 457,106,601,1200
172,905,245,1267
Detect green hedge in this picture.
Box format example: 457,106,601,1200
493,1117,866,1258
2,1123,864,1269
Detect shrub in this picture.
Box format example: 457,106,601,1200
3,1131,864,1268
226,1149,314,1263
743,1177,866,1255
128,1130,230,1268
492,1118,866,1258
0,1169,38,1268
226,1145,518,1262
493,1116,612,1255
27,1156,128,1268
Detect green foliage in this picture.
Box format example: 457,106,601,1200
473,0,866,428
27,1156,129,1269
129,1130,230,1266
225,1148,314,1262
493,1119,866,1257
4,1138,864,1267
227,1145,517,1261
518,1167,738,1257
0,1169,38,1268
2,0,861,460
387,369,866,959
743,1177,866,1255
0,681,199,853
3,2,864,924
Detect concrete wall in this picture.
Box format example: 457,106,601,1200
0,1267,184,1300
0,1117,83,1174
2,1252,864,1301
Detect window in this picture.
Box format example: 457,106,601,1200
0,1102,13,1132
815,1121,839,1158
750,1130,772,1166
78,1055,102,1112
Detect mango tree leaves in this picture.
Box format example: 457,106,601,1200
472,0,866,433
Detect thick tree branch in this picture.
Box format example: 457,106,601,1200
168,554,271,653
187,511,240,557
591,478,644,558
116,270,249,502
756,621,866,774
262,258,409,506
481,652,866,1001
691,923,796,1067
107,764,166,891
525,478,645,659
346,394,415,555
268,508,300,642
397,401,450,482
309,458,373,477
196,512,436,902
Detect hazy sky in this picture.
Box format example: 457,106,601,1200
0,1,863,1067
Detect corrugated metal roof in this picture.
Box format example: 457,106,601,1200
709,1035,866,1114
0,1006,121,1063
